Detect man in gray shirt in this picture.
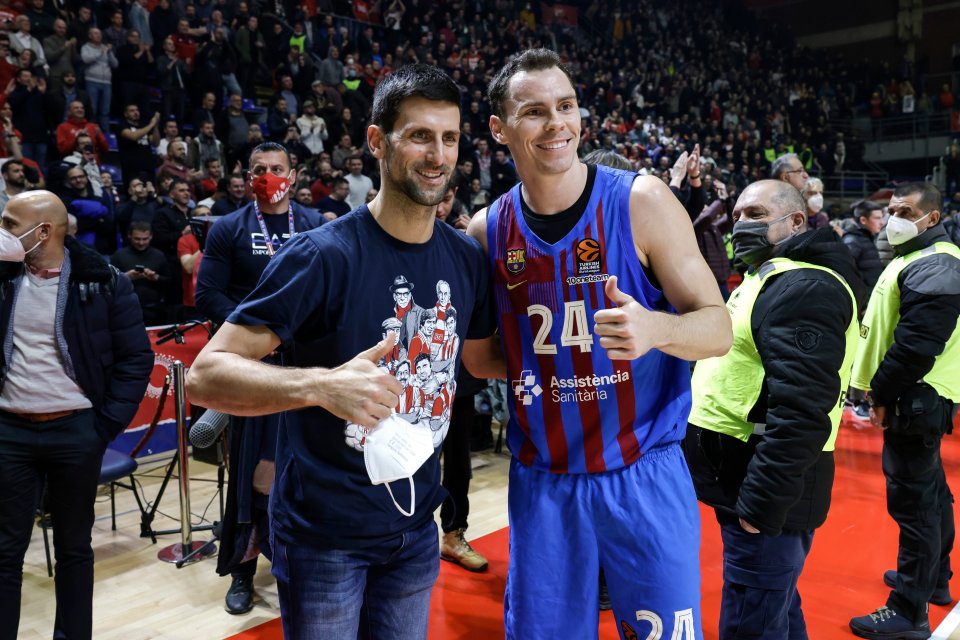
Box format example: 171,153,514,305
0,190,153,639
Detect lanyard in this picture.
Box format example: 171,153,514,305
253,202,295,258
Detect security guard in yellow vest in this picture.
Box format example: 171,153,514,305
684,180,864,640
849,182,960,640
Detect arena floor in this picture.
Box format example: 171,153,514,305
19,410,960,640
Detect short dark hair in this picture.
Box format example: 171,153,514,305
332,177,349,189
487,48,575,120
582,149,632,171
414,352,431,369
204,156,221,168
893,182,942,214
370,63,460,134
169,178,190,191
852,199,884,222
248,141,292,169
1,159,23,175
129,221,152,233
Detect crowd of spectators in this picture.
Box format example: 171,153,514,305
0,0,956,325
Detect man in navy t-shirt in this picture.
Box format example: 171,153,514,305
186,65,500,638
194,141,324,615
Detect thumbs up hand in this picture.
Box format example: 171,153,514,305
322,331,403,427
594,276,657,360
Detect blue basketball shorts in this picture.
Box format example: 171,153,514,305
504,442,702,640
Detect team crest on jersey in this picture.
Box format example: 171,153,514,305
506,247,526,274
576,238,601,275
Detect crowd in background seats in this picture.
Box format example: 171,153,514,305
0,0,956,325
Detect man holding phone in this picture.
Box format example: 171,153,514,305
110,220,171,326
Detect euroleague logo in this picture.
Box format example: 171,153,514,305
576,238,601,275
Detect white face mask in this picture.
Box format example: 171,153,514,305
886,212,931,246
363,414,435,517
806,193,824,213
0,223,44,262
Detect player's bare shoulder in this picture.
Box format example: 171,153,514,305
627,174,694,261
466,206,490,252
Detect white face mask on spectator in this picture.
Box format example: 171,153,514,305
886,212,931,246
363,414,435,517
807,193,824,213
0,223,44,262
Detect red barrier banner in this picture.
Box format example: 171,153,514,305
114,325,211,457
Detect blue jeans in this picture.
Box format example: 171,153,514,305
87,81,112,133
717,511,814,640
222,73,242,98
272,517,439,640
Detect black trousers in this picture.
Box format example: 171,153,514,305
0,409,105,640
440,394,476,534
884,426,956,621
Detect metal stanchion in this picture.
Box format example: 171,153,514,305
158,361,216,565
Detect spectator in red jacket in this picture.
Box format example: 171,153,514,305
54,100,109,161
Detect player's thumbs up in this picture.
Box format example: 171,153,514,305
359,331,396,363
604,276,635,308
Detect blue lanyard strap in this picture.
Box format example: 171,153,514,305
253,202,296,258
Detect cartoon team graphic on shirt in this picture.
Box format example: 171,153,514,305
344,275,459,451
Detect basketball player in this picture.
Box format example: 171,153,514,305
463,49,732,639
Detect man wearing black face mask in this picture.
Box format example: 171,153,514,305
683,179,864,640
849,182,960,640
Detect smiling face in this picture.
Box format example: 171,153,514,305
490,67,580,178
372,95,460,208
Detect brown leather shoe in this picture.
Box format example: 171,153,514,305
440,529,489,572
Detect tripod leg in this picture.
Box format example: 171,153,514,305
141,450,179,543
175,537,219,568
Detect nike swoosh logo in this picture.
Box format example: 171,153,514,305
506,280,527,291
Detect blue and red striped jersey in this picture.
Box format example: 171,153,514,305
486,165,692,474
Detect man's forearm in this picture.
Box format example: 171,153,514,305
652,305,731,361
186,352,321,415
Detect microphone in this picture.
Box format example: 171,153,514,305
188,409,230,448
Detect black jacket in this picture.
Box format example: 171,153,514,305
842,225,883,289
0,237,153,441
869,225,960,408
151,204,190,260
686,228,865,535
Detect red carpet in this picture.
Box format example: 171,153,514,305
227,411,960,640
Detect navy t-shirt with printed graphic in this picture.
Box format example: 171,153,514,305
196,201,324,324
228,206,495,549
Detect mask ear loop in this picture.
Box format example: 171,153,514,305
383,477,416,517
20,223,45,255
